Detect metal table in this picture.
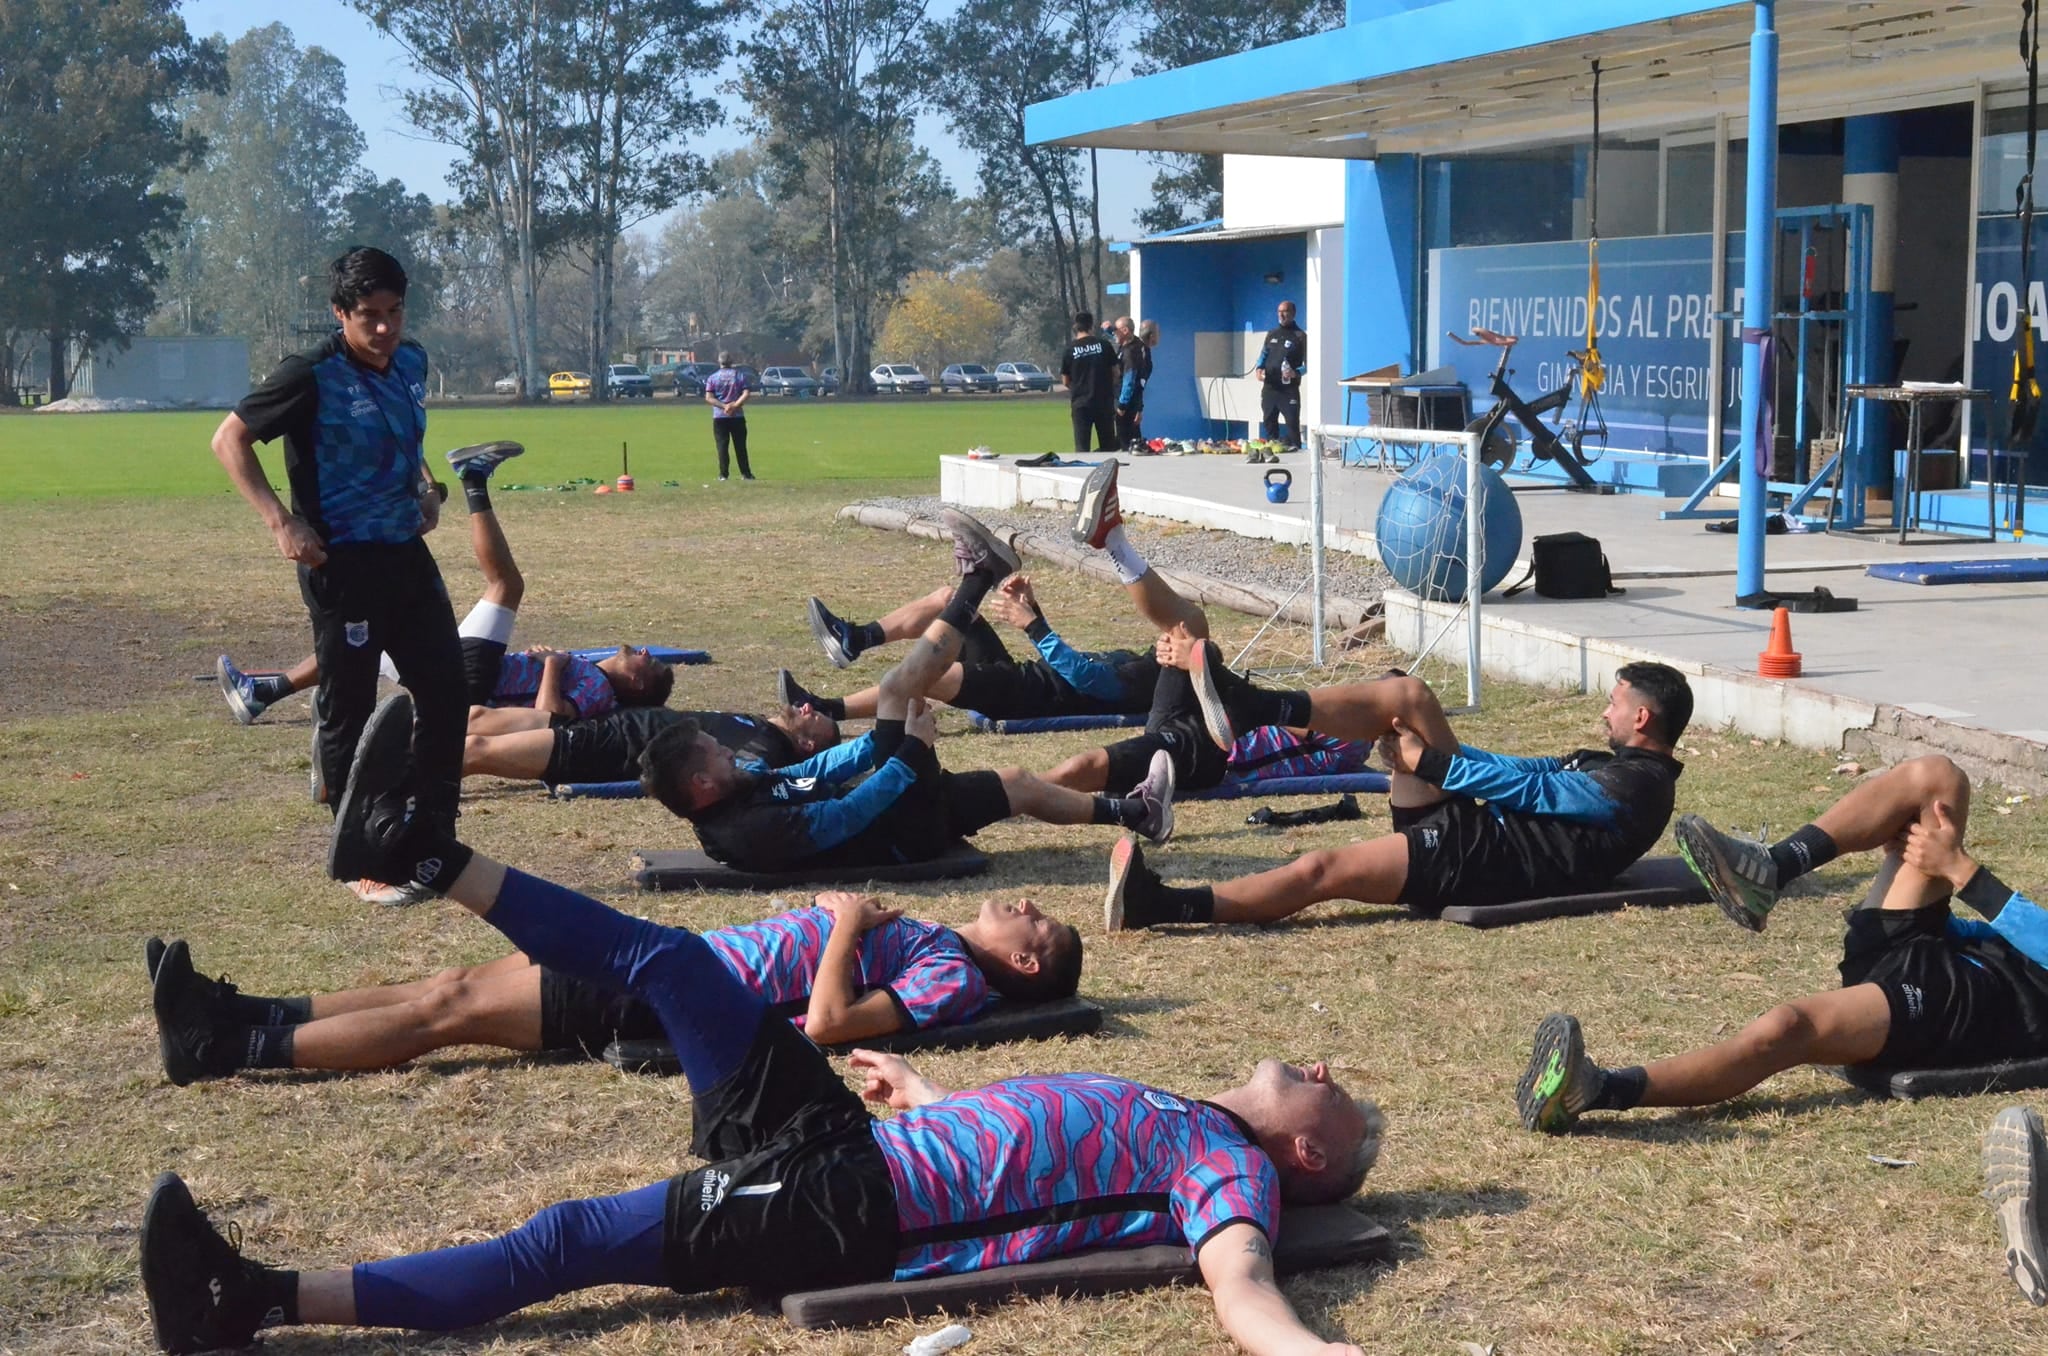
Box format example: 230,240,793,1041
1844,384,1990,543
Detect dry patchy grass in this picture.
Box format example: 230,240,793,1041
3,483,2046,1354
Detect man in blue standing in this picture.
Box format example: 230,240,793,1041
703,350,754,481
207,246,467,879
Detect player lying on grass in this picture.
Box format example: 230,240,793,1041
1103,658,1691,928
462,704,839,785
137,707,1382,1356
1516,755,2048,1138
215,441,671,730
145,885,1080,1083
780,459,1201,724
641,511,1176,874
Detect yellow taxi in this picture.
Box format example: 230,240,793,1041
547,370,593,400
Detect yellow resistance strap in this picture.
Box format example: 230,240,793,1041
1581,238,1606,397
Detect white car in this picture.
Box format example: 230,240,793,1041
604,363,654,398
869,363,931,394
492,373,519,394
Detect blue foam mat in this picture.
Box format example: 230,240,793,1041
554,769,1390,802
568,645,711,665
967,711,1147,734
1865,559,2048,586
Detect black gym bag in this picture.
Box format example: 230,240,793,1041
1503,531,1622,599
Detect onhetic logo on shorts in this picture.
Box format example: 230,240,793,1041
1418,827,1440,849
1900,983,1925,1021
699,1169,731,1212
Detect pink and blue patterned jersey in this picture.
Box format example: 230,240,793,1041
870,1074,1280,1279
704,905,991,1031
1226,727,1370,781
490,652,618,720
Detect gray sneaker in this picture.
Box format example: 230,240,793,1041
214,655,267,726
1673,813,1778,932
1986,1106,2048,1306
1130,748,1177,845
445,440,525,480
939,508,1020,583
1515,1013,1605,1134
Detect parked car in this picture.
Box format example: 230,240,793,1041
760,365,822,397
604,363,654,399
492,373,519,394
671,361,718,396
940,363,998,394
547,370,593,400
994,361,1053,392
869,363,931,394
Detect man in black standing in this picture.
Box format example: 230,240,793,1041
1059,310,1120,454
1255,299,1308,449
209,246,467,871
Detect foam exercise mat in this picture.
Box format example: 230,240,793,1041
1865,559,2048,586
568,645,711,664
966,712,1148,734
1827,1055,2048,1101
602,996,1104,1076
632,839,990,891
778,1204,1391,1327
1437,856,1708,928
1186,772,1391,801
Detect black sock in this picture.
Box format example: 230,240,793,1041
229,1025,296,1071
1768,825,1838,884
1590,1065,1647,1112
851,621,886,656
230,994,312,1026
938,570,996,631
253,1267,300,1328
462,477,492,514
395,821,472,894
1161,883,1215,924
250,674,295,703
814,694,847,721
1092,796,1147,829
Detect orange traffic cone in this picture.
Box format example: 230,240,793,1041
1757,606,1802,678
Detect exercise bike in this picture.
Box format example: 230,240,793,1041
1448,328,1614,494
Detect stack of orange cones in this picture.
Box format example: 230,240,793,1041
1757,606,1802,678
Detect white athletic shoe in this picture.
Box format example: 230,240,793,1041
1986,1106,2048,1306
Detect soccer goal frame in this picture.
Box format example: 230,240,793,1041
1309,425,1486,714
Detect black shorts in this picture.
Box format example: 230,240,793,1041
1102,719,1226,796
538,968,664,1056
661,1015,897,1295
954,659,1133,719
544,707,683,784
816,738,1012,866
1840,904,2048,1068
460,636,506,706
1394,797,1582,915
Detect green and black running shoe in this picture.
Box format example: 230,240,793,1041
1516,1012,1602,1134
1674,813,1778,933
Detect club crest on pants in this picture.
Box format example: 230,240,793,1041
345,621,370,648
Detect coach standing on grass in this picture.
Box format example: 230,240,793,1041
1059,311,1121,454
207,246,467,853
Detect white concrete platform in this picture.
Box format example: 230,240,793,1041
940,452,2048,781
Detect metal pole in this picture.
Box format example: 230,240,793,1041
1465,429,1482,709
1707,114,1730,468
1310,434,1327,666
1737,0,1779,603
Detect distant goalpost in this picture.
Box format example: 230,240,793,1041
1260,425,1485,715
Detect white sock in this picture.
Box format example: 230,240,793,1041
1104,525,1148,585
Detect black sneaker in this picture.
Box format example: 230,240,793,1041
1986,1106,2048,1306
327,693,420,885
151,940,233,1087
1673,813,1777,933
444,440,525,480
146,936,168,983
141,1172,279,1353
939,508,1019,583
1514,1013,1605,1134
777,668,821,714
1105,835,1171,931
145,937,243,1021
807,597,858,668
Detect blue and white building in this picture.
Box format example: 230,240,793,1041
1031,2,2048,557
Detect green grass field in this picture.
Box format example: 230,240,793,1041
4,403,2047,1354
0,394,1069,500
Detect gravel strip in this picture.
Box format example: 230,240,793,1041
860,494,1391,603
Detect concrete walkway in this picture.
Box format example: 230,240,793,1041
942,451,2048,785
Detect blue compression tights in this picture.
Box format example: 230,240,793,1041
351,868,765,1329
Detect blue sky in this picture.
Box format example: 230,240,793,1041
177,1,1151,241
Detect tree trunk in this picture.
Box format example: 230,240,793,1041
46,328,68,401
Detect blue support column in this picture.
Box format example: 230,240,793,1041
1843,114,1899,515
1343,156,1421,378
1736,1,1779,603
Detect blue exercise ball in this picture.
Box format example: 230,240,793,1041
1374,453,1523,603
